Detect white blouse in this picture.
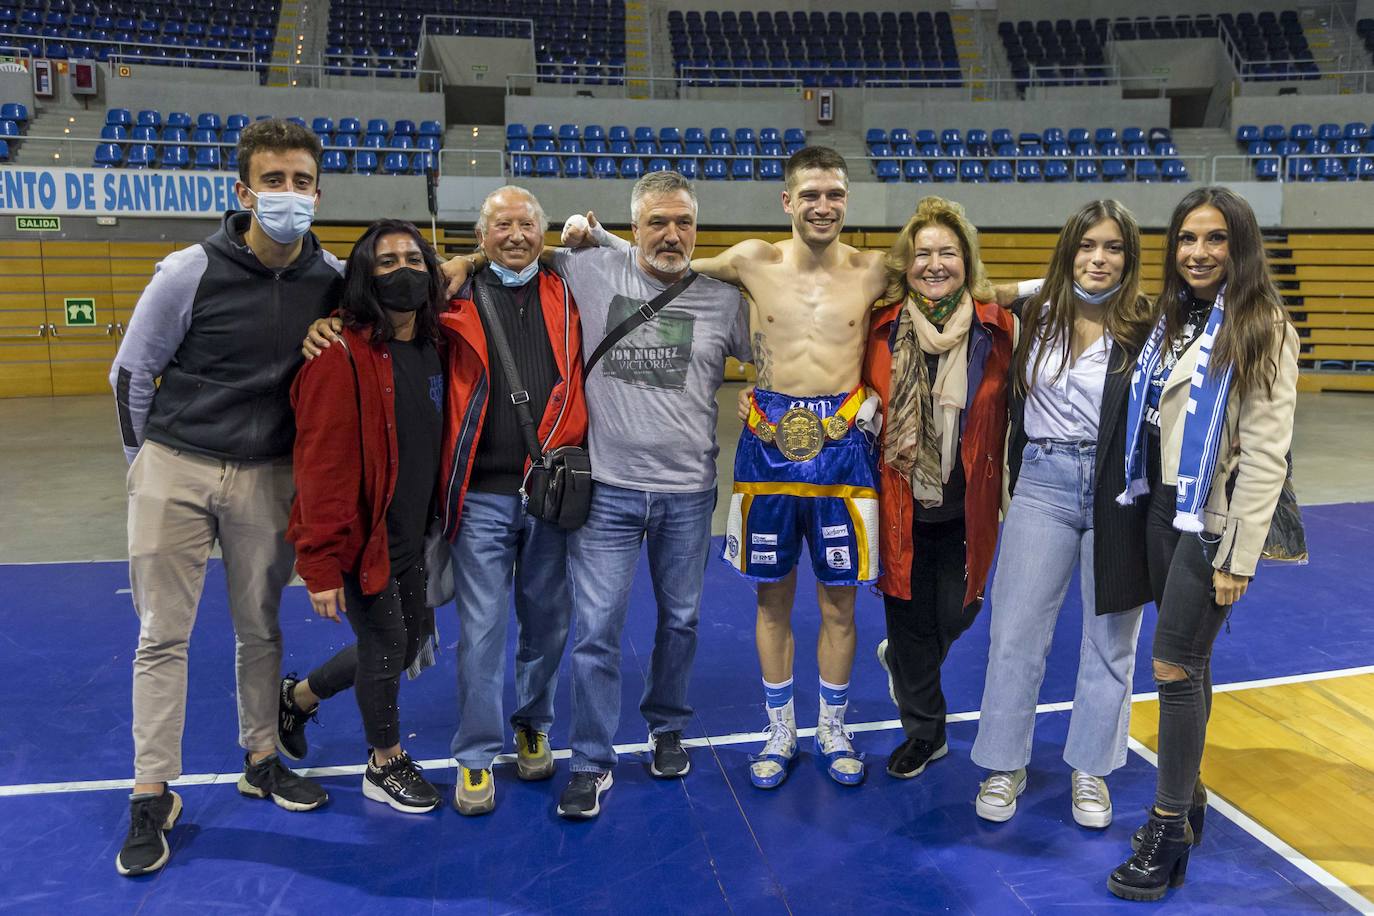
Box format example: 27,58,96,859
1024,322,1112,443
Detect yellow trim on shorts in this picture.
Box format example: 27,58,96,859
731,482,879,500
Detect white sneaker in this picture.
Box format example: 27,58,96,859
815,700,865,786
750,702,797,789
1071,770,1112,828
975,768,1027,822
876,639,896,706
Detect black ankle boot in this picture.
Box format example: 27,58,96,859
1132,779,1208,852
1108,809,1195,901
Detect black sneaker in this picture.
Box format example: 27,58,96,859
557,771,613,819
238,753,328,811
886,735,949,779
116,790,182,876
362,751,441,813
276,674,318,762
649,730,690,778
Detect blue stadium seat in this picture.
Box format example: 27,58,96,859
1044,159,1070,182
1346,122,1370,141
126,144,155,169
534,155,560,177
1235,124,1260,144
592,157,618,178
1067,128,1090,146
758,159,783,180
988,160,1014,182
506,123,529,142
783,128,806,152
1135,160,1160,182
564,155,590,178
1122,127,1144,145
633,126,655,144
193,145,221,170
646,157,672,173
865,128,888,151
1352,157,1374,180
1317,123,1342,142
959,160,985,182
731,158,754,180
311,117,334,135
609,125,631,143
1261,124,1286,143
620,157,644,179
1101,158,1128,182
558,124,581,143
1093,127,1117,146
94,142,122,167
321,150,348,173
1,102,29,124
659,126,682,145
532,123,555,141
1016,160,1043,182
354,151,380,175
703,158,727,180
683,127,704,145
991,128,1014,147
1315,157,1347,181
1074,159,1098,181
1289,123,1314,142
196,113,222,131
875,159,900,182
106,108,131,128
1254,158,1280,181
931,160,957,182
136,110,162,129
585,126,607,143
734,127,756,146
1161,159,1189,181
225,114,250,131
100,125,127,142
677,158,699,180
159,145,189,169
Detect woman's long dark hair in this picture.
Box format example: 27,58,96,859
340,219,444,344
1012,199,1154,397
1159,186,1290,398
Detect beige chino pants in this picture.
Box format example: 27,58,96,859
126,440,297,783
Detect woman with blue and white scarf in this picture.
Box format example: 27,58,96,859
1106,188,1300,902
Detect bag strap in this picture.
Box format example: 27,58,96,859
583,269,698,374
470,274,546,468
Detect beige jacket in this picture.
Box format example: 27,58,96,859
1155,316,1300,577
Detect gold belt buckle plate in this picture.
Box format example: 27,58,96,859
776,407,824,462
823,414,849,441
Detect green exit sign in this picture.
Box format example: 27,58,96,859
16,216,61,231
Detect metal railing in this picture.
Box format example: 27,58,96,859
0,31,268,68
1210,149,1374,182
0,43,33,68
437,147,508,179
865,150,1205,180
505,71,799,100
301,54,444,90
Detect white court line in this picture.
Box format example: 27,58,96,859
1127,738,1374,915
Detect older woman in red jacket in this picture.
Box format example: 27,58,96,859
864,196,1016,780
280,219,460,814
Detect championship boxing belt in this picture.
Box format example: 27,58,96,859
747,387,864,462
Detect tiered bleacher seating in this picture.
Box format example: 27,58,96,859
995,18,1109,92
505,122,804,179
0,100,29,162
0,0,278,74
668,9,960,88
1110,11,1317,80
89,109,440,174
1234,121,1374,181
866,124,1187,183
325,0,625,82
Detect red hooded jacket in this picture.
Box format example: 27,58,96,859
288,323,463,596
864,298,1014,606
436,267,588,540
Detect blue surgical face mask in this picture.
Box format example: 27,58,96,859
244,187,315,244
1073,281,1121,305
489,260,539,287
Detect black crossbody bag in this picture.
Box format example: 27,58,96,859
472,268,698,529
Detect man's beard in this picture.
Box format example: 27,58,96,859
645,248,687,273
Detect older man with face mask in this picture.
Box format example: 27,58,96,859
442,171,751,820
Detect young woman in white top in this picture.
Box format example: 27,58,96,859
970,200,1155,828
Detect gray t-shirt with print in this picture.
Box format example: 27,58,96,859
550,245,751,492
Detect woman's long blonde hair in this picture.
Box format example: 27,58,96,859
881,196,995,306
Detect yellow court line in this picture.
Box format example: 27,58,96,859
1131,672,1374,905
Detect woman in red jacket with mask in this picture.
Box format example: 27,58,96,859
280,219,460,814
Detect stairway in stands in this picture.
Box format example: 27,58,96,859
266,0,307,86
624,0,652,99
952,9,993,102
11,106,102,168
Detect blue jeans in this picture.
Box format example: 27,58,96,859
566,482,716,773
971,440,1144,777
450,491,572,770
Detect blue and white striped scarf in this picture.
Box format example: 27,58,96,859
1118,287,1233,532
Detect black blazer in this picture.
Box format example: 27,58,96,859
1006,299,1151,614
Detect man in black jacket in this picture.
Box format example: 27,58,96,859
109,119,343,877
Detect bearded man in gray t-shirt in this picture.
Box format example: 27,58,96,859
442,171,750,820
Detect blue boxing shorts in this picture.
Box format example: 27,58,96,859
722,387,880,586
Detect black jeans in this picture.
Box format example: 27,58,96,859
881,514,981,746
307,563,426,750
1146,474,1229,812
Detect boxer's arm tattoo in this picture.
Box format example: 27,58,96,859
751,331,772,388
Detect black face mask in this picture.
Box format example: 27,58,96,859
374,266,430,313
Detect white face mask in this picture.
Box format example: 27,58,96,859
489,260,539,287
243,187,315,244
